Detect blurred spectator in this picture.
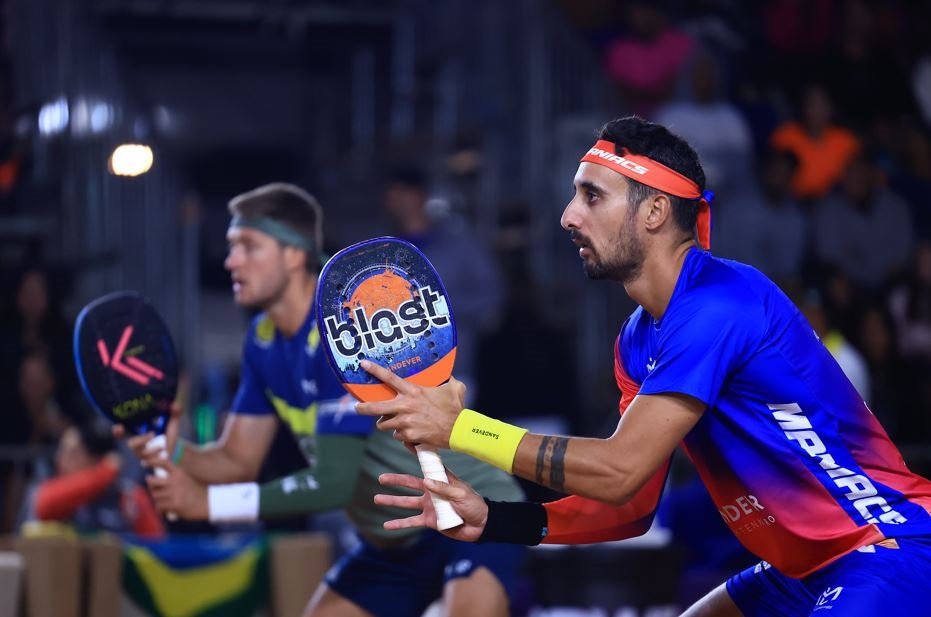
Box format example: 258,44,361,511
888,241,931,359
0,267,78,413
20,421,164,537
602,1,696,117
885,122,931,240
813,153,914,290
856,304,910,440
887,241,931,442
798,289,870,403
382,166,503,401
15,349,69,447
770,83,861,202
820,0,916,130
761,0,833,60
712,148,806,285
474,264,580,502
819,266,863,344
653,51,754,196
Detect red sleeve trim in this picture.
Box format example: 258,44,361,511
614,335,641,415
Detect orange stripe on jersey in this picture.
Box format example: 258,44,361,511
614,335,641,415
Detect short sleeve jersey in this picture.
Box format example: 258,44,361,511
232,307,370,463
617,248,931,578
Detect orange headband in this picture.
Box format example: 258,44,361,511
580,139,713,250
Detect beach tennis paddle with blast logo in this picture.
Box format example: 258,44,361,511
73,290,179,520
316,236,464,529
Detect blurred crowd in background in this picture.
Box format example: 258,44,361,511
2,0,931,611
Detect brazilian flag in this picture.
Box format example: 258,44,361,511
122,534,268,617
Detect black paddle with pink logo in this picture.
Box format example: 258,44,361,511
73,290,179,518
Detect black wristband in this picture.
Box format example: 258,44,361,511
477,499,548,545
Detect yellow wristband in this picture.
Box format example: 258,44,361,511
449,409,528,474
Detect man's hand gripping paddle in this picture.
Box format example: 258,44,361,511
316,237,464,530
73,290,179,520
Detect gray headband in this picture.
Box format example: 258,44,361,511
229,215,317,254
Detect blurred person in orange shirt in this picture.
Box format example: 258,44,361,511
771,83,860,201
21,421,164,538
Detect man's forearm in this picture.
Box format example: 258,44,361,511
446,410,633,503
177,440,258,484
512,434,638,504
207,435,367,523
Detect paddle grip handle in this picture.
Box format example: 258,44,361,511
146,434,178,522
414,445,464,530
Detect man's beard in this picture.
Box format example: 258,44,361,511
240,271,290,312
579,214,644,283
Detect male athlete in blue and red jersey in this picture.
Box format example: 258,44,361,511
357,116,931,616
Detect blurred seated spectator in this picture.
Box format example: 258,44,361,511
797,289,870,403
382,166,503,402
887,240,931,443
20,421,164,538
653,50,754,196
475,266,579,502
15,348,70,448
856,304,909,441
712,148,806,286
0,267,78,414
761,0,833,65
820,0,917,131
770,83,860,202
813,153,914,290
888,240,931,359
602,0,696,117
886,123,931,240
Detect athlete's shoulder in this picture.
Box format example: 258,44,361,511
662,251,775,345
685,251,772,311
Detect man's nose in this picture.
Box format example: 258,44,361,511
560,199,580,231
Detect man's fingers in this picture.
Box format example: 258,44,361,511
422,477,464,500
112,425,126,439
357,399,407,418
359,360,416,395
374,494,423,510
127,433,155,461
378,473,425,491
383,514,427,531
145,475,167,490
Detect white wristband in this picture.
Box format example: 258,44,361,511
207,483,259,523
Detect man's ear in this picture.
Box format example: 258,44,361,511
283,245,307,272
643,194,673,233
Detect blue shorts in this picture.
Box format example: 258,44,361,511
726,537,931,616
324,531,526,617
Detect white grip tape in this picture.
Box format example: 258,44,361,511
145,434,177,521
415,445,464,530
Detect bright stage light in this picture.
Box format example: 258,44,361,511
108,144,154,177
